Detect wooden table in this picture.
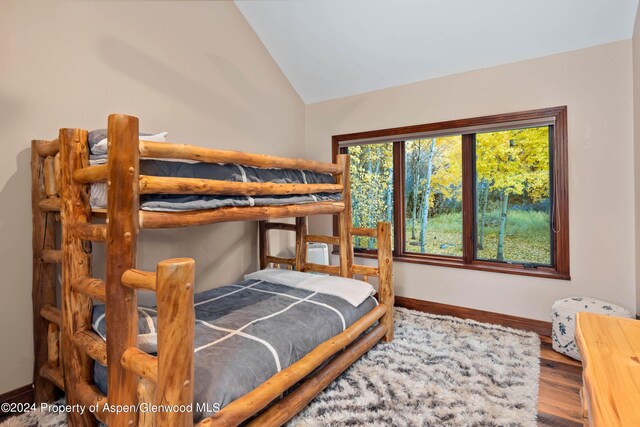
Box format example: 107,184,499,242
575,312,640,426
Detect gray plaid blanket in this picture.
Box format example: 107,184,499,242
92,279,377,421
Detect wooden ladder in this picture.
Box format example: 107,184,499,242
32,130,110,425
31,139,64,403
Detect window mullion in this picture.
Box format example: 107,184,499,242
392,141,405,256
461,134,475,264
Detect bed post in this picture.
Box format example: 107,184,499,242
377,222,394,342
258,220,268,269
106,114,140,427
295,217,307,271
31,140,57,404
156,258,195,427
59,128,96,426
336,154,354,278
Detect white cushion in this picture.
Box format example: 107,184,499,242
244,268,374,307
92,131,168,155
551,297,633,360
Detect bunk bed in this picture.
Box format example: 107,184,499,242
31,114,395,427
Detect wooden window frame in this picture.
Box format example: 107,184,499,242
332,106,570,280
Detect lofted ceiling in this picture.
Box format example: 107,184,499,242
235,0,639,104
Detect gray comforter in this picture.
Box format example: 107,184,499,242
136,160,341,212
92,279,377,422
87,130,341,212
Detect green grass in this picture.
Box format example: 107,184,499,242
404,210,551,264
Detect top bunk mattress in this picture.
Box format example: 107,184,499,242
91,277,378,422
86,130,341,212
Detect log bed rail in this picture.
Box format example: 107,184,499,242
31,114,394,426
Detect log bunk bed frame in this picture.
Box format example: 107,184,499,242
31,114,394,427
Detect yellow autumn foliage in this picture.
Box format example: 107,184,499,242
476,126,549,201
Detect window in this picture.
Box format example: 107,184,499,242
474,127,552,266
405,136,463,257
344,143,394,250
333,107,569,279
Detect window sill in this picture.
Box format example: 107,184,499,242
335,250,571,281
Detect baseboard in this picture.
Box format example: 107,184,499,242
394,296,552,337
0,384,34,420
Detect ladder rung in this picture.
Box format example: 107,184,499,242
121,347,158,383
47,323,59,368
44,156,57,198
303,263,340,275
351,227,376,237
36,138,60,157
54,153,61,195
352,264,379,277
38,197,60,212
40,365,64,390
265,256,295,266
305,234,340,245
265,222,296,231
74,330,107,366
41,249,62,264
72,223,107,242
40,304,61,327
72,276,106,302
73,164,108,184
121,269,157,291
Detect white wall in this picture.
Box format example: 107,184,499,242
0,0,304,393
306,41,636,321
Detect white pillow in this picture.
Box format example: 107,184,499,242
245,268,374,307
92,131,168,155
245,268,314,288
293,275,375,307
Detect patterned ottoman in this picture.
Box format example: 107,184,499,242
551,297,633,360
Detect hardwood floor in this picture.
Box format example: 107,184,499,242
538,335,584,426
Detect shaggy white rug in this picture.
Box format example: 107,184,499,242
289,308,540,426
1,308,540,427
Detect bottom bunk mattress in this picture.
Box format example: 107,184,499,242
92,276,378,422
